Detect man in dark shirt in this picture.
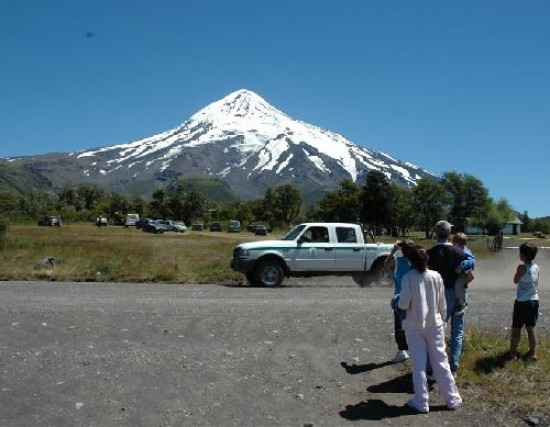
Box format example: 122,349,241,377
427,220,469,375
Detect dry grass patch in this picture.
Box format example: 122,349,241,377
459,327,550,420
0,224,258,283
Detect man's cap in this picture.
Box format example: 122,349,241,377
435,220,452,236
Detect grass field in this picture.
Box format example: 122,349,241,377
0,223,259,283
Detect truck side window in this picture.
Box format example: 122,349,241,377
336,227,357,243
306,227,329,242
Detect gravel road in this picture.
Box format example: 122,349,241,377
1,248,548,426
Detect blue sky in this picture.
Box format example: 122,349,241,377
1,1,549,217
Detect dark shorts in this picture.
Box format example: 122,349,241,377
512,300,539,328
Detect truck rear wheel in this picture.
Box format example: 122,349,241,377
353,257,392,287
254,258,284,287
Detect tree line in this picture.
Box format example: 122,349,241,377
0,171,548,235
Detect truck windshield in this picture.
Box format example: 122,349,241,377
282,224,306,241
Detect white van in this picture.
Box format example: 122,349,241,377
125,213,140,227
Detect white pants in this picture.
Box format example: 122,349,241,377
405,325,462,412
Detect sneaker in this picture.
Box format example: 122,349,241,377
406,400,429,414
393,350,409,363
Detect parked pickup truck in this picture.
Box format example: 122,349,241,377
230,222,394,287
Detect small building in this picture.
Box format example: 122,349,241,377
502,217,523,235
465,216,523,236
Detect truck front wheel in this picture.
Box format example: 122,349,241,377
254,258,284,287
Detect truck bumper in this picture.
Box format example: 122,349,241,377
230,258,256,273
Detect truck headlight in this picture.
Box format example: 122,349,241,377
233,247,250,257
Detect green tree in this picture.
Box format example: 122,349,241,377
184,189,208,222
57,184,80,211
261,187,278,226
77,184,106,210
0,191,21,219
389,183,416,237
150,188,167,219
518,211,531,232
316,179,362,222
21,191,57,218
479,198,515,235
361,170,391,235
440,172,489,232
412,178,447,238
273,184,302,226
168,181,187,220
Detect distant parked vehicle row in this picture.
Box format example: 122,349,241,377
140,219,188,234
191,220,241,232
38,215,62,226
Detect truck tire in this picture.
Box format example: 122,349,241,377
253,258,284,287
352,257,392,287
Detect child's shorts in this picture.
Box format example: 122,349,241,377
512,300,539,328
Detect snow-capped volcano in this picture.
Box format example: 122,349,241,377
3,89,434,200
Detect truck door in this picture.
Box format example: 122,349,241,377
333,226,365,271
291,226,335,270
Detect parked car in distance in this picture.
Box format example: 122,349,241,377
38,215,62,226
136,218,154,230
171,221,188,232
125,213,140,227
192,222,204,231
154,220,187,232
533,231,546,238
142,219,167,234
228,220,241,232
254,224,268,236
209,222,222,232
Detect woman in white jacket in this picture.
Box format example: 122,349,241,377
398,246,462,413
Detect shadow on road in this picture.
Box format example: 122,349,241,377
339,399,448,420
340,360,394,374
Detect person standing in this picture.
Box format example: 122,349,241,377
509,243,540,361
451,232,476,315
427,220,470,375
398,246,462,413
384,239,414,362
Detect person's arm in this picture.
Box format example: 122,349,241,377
397,275,411,310
384,242,401,270
436,273,447,320
514,264,526,284
458,248,475,272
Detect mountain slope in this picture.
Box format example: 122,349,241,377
2,89,434,200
